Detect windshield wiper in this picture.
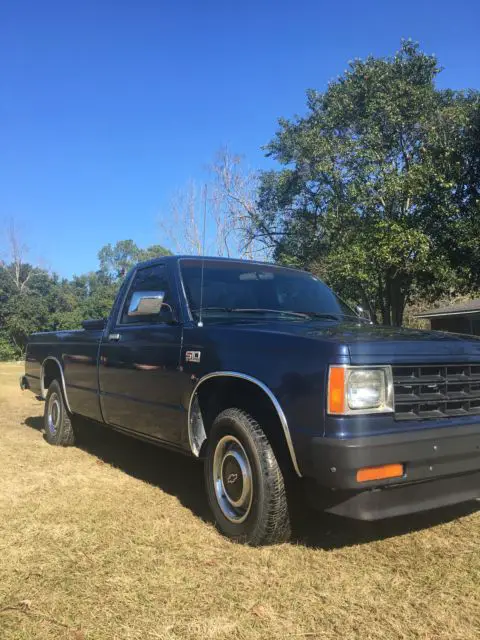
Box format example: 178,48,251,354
232,308,312,318
297,311,369,323
191,307,234,314
191,307,367,323
191,307,310,319
296,311,342,321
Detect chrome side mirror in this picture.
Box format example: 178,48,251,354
128,291,165,316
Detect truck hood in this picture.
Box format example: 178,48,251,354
217,319,480,363
308,322,480,363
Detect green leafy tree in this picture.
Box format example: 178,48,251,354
0,331,17,361
250,41,480,325
0,239,174,359
0,263,57,356
3,292,51,353
98,240,171,279
424,91,480,287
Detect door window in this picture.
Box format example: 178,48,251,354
119,265,172,325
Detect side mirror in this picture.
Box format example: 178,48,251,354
355,305,372,322
127,291,177,323
128,291,165,316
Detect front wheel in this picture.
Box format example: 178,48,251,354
43,380,75,446
204,408,291,545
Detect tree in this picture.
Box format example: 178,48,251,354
5,221,34,293
158,149,267,260
98,240,171,279
0,262,57,356
159,183,206,255
424,91,480,288
0,221,37,295
248,41,480,325
0,222,56,357
0,238,174,360
209,148,268,260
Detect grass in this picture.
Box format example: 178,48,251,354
0,362,479,639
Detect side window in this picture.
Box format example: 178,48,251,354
119,265,171,325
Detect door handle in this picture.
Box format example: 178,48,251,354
108,333,121,342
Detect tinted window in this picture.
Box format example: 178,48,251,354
180,260,353,319
120,265,171,325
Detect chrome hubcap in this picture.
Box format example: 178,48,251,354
213,435,253,523
47,393,61,435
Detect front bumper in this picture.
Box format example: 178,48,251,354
307,423,480,519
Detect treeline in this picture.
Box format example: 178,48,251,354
0,240,171,360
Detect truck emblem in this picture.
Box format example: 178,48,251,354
185,351,201,363
227,473,238,484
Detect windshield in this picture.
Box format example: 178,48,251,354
180,260,355,320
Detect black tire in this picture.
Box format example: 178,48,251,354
204,408,291,546
43,380,75,446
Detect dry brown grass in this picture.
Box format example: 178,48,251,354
0,362,479,640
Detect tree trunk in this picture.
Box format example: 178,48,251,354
383,277,392,326
391,301,404,326
391,275,407,326
378,275,389,325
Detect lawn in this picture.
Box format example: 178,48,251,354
0,362,478,639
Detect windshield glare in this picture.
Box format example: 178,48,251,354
180,260,354,319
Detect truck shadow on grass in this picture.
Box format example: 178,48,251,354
293,501,478,549
25,415,479,550
25,415,211,524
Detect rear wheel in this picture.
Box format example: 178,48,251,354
204,408,291,545
43,380,75,446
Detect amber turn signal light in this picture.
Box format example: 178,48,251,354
328,366,346,414
356,463,404,483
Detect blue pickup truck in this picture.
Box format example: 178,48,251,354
21,256,480,544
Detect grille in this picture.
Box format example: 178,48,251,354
393,364,480,421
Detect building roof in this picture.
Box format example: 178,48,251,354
416,299,480,318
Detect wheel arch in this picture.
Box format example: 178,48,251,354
41,357,72,412
187,372,302,477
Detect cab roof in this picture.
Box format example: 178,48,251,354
133,254,306,273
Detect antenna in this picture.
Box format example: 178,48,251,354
197,184,208,328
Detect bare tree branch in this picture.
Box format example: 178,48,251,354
4,220,32,293
158,148,272,260
209,147,272,260
158,182,203,255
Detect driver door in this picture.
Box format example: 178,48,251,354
98,263,183,443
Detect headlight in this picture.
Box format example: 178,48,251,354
327,366,394,415
348,370,384,409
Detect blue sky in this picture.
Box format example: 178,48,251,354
1,0,479,277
